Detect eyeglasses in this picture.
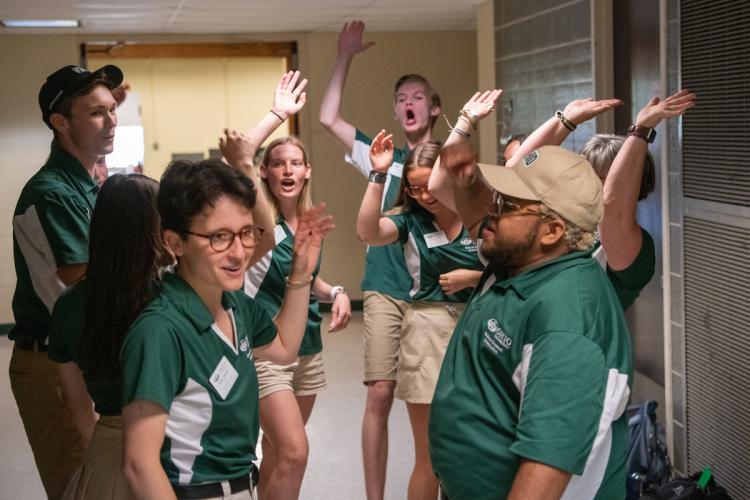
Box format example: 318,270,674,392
185,225,265,252
489,191,546,218
406,184,429,197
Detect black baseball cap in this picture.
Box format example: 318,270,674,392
38,64,123,129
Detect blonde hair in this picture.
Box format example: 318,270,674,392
538,205,596,251
260,136,313,219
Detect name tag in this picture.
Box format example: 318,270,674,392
274,224,287,245
210,356,238,400
424,231,450,248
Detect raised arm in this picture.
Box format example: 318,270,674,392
429,89,502,212
438,142,492,240
255,204,335,364
219,71,308,266
600,89,695,270
319,21,375,151
220,129,275,267
356,130,400,245
506,98,622,167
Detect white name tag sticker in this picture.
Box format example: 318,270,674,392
209,356,238,400
274,224,287,245
424,231,450,248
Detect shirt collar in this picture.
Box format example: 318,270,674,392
488,249,594,299
161,272,238,333
48,142,98,194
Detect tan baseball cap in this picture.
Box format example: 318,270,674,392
477,146,603,231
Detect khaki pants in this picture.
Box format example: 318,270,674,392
9,347,86,500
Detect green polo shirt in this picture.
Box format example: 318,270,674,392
430,250,632,499
348,129,412,300
11,143,98,342
593,227,656,310
120,272,277,486
245,218,322,356
48,280,123,416
388,208,482,302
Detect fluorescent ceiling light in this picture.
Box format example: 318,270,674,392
1,19,80,28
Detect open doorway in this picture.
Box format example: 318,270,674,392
83,41,296,180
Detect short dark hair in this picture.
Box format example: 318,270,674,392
82,173,162,380
158,159,257,235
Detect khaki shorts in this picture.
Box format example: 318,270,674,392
395,302,465,404
255,352,326,399
62,416,135,500
363,291,409,383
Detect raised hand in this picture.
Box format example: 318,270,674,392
291,203,335,279
439,142,478,187
369,129,394,174
562,97,623,126
461,89,503,122
338,20,375,58
328,293,352,332
636,89,696,128
272,70,308,120
219,128,254,174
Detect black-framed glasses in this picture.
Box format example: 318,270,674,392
406,184,429,197
185,225,265,252
489,191,546,218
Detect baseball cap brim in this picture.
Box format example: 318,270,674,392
477,162,540,202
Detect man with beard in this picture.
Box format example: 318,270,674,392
429,146,632,500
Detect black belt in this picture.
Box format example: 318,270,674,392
173,467,257,500
14,340,48,352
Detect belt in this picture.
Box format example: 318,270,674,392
173,467,257,500
14,339,48,352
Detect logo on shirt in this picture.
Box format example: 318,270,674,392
239,337,250,356
482,318,512,355
461,237,478,254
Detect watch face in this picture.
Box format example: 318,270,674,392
646,128,657,143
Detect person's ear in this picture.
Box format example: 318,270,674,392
430,104,442,118
304,164,311,180
163,229,185,258
49,113,69,135
259,164,268,179
539,217,567,248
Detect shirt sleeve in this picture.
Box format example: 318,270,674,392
244,298,278,348
120,316,183,412
344,129,374,178
510,332,608,475
607,227,656,310
386,212,409,245
36,188,90,267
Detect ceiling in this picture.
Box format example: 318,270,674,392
0,0,485,34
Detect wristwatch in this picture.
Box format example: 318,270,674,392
368,171,387,184
627,124,657,143
330,285,347,302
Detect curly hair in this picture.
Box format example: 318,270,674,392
538,204,597,251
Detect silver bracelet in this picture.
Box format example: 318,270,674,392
285,275,313,289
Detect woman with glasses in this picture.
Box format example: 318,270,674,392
357,133,482,500
243,132,352,499
119,157,334,500
48,174,162,500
